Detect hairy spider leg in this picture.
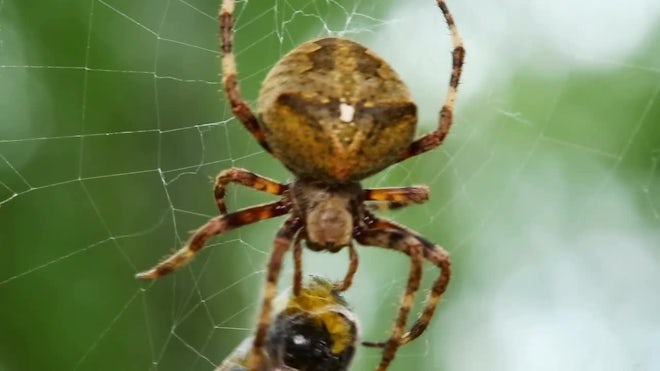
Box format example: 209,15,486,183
360,216,451,348
214,167,288,214
400,0,465,161
247,217,303,369
292,232,304,296
354,226,424,371
135,200,290,280
219,0,273,154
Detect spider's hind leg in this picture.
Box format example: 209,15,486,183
360,217,451,348
355,226,424,371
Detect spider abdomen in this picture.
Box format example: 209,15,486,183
258,37,417,183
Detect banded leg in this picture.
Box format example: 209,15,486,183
214,167,287,214
364,186,429,212
355,228,424,371
362,217,451,347
219,0,272,153
135,200,291,280
248,217,303,370
292,232,304,296
399,0,465,161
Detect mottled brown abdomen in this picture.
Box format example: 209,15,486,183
257,37,417,183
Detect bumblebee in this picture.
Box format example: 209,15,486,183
217,277,359,371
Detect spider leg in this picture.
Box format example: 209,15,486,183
214,167,288,214
399,0,465,161
292,232,304,296
248,217,303,371
135,200,291,280
336,242,359,291
354,227,424,371
364,186,429,212
219,0,273,154
361,217,451,347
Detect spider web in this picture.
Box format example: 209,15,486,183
1,0,660,370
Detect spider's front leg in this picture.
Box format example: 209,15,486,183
248,217,303,371
219,0,274,154
364,186,429,212
135,200,290,280
399,0,465,162
214,167,287,214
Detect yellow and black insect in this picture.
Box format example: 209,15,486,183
137,0,464,369
216,277,359,371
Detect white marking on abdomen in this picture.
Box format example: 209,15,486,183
339,103,355,123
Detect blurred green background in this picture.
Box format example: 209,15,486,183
1,0,659,370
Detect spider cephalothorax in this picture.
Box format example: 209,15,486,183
137,1,464,370
290,180,363,252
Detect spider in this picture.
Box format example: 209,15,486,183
136,0,464,370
